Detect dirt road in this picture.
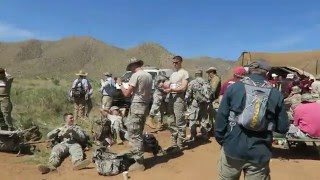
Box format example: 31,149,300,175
0,129,319,180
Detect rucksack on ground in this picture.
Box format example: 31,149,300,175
92,147,134,176
193,79,213,103
143,133,162,156
229,77,273,131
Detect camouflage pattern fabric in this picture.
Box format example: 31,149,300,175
74,97,86,120
125,102,148,162
0,96,13,130
209,75,221,100
167,93,186,147
47,125,88,167
149,89,166,121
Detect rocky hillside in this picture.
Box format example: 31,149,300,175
0,37,233,79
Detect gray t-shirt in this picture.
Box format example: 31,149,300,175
169,68,189,89
128,70,152,103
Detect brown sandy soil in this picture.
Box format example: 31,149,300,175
1,128,320,180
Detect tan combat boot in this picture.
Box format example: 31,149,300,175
73,159,91,170
145,116,157,129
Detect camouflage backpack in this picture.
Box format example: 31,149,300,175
92,147,134,176
193,78,213,103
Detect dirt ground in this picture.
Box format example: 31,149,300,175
1,127,320,180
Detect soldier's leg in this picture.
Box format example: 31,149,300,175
78,98,86,119
74,98,80,121
126,114,145,162
199,102,210,138
112,120,123,144
174,95,186,148
68,143,84,164
166,95,178,146
187,104,198,140
0,97,13,130
48,143,69,168
101,96,107,109
105,96,113,110
68,143,91,170
146,94,161,129
86,98,93,117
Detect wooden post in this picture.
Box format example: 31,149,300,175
316,60,318,75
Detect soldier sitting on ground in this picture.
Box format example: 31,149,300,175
98,106,126,145
37,112,90,174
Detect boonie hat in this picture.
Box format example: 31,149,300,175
126,57,144,71
76,70,88,76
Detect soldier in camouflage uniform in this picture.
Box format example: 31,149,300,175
117,58,152,172
37,113,90,174
0,68,14,131
145,74,168,130
284,86,302,120
185,70,211,140
163,56,189,153
206,67,221,129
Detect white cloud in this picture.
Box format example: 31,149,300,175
0,22,35,41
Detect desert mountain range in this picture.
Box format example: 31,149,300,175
0,37,233,79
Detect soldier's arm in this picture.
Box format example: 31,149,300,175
274,93,290,134
71,126,87,142
211,77,221,93
47,128,61,139
171,79,188,93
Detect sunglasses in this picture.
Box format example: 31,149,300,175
172,61,181,64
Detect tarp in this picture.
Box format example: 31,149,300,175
237,51,320,75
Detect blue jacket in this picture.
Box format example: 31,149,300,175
215,74,289,164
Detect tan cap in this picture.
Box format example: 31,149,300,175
206,67,217,73
104,72,112,76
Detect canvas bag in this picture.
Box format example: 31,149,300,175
92,147,134,176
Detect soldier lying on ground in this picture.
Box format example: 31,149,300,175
37,112,90,174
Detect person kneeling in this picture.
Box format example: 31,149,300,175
37,113,90,174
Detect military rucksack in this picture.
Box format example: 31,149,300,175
193,78,213,103
92,147,134,176
71,79,86,98
229,77,273,131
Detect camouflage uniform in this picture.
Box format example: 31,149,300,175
185,76,211,139
125,70,152,162
0,71,13,130
46,125,88,168
284,86,302,120
208,74,221,127
149,75,168,123
167,68,189,148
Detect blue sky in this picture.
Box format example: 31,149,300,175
1,0,320,60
